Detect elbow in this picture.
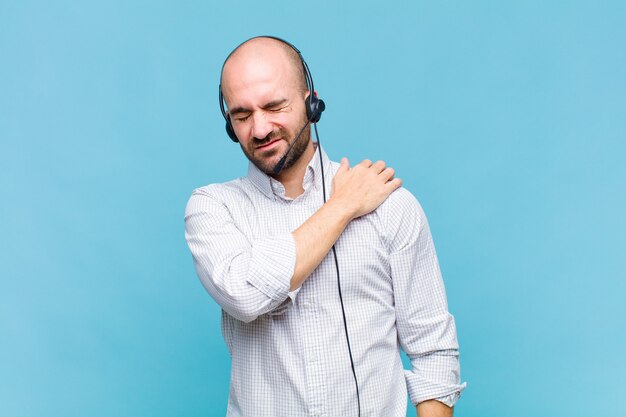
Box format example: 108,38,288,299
195,258,288,323
202,283,264,323
217,288,290,323
226,302,261,323
199,276,268,323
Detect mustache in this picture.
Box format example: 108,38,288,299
253,129,286,145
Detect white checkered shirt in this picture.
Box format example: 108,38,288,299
184,146,466,417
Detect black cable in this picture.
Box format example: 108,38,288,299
314,123,362,417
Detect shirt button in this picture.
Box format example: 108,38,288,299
302,302,312,310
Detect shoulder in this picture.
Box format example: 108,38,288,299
189,178,245,199
377,186,429,251
184,178,250,218
380,186,426,224
326,157,424,220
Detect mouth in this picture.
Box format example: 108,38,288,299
256,138,282,150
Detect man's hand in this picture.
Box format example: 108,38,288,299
290,158,401,290
331,158,402,220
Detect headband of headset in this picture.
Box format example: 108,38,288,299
218,36,325,143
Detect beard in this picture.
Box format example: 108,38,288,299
241,119,311,176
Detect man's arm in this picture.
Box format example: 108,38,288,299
290,158,400,290
185,158,400,322
417,400,453,417
382,189,466,409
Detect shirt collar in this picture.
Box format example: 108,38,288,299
247,144,332,200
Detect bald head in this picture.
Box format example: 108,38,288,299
221,37,308,104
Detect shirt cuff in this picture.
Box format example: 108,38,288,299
433,390,463,408
404,369,467,407
246,233,296,302
267,287,301,316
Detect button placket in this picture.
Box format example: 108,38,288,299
295,185,327,416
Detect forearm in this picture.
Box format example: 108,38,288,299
417,400,453,417
289,158,401,290
290,197,352,290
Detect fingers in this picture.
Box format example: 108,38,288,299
339,157,350,173
385,177,403,191
371,160,386,174
358,159,386,174
348,158,398,187
380,167,395,182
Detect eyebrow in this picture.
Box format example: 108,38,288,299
228,98,288,117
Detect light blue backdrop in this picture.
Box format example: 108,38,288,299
1,1,625,416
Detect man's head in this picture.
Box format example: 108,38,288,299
220,37,312,175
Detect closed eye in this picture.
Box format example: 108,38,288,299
230,98,289,123
263,98,289,112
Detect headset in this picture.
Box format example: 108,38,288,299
218,36,362,417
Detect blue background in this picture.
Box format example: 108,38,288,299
1,1,625,416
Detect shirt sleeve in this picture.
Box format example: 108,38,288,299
184,188,297,323
385,189,467,406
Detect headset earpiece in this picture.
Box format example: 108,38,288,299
220,86,239,143
306,94,326,123
225,115,239,143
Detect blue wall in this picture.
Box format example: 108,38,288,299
1,1,625,416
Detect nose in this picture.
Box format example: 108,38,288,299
251,111,273,140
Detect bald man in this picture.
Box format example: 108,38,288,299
185,37,465,417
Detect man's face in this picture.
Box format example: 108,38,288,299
221,46,310,175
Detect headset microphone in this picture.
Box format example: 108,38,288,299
272,119,311,175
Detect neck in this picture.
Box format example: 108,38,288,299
272,140,316,199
